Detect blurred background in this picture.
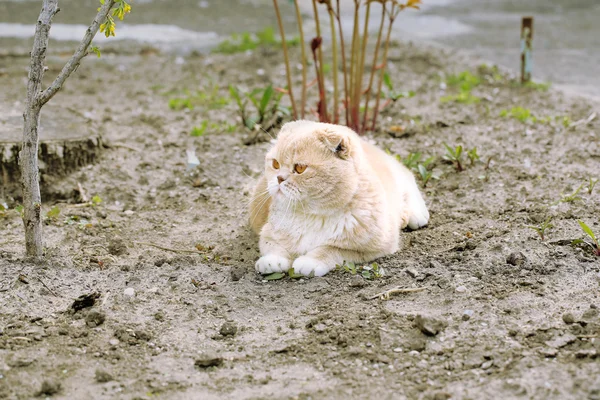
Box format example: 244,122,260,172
0,0,599,97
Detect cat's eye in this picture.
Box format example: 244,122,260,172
272,159,280,169
294,164,307,174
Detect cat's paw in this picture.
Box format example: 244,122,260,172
255,254,290,275
292,256,332,277
406,190,430,230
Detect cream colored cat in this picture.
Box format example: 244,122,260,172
249,120,429,277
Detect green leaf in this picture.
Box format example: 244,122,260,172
259,85,274,115
383,72,393,91
91,195,102,205
47,206,60,219
288,268,304,279
418,164,428,177
264,272,286,280
578,220,597,241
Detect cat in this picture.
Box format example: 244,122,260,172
249,120,429,277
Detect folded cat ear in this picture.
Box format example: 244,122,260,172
318,128,351,160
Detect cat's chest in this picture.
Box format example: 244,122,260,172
271,209,360,254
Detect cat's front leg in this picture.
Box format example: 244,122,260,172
255,223,292,274
292,246,365,277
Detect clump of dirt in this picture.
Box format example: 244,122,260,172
0,38,599,399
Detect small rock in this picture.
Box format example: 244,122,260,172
575,349,597,359
545,333,577,349
415,315,446,336
405,268,419,278
507,252,526,266
95,369,113,383
38,380,61,396
562,313,575,325
195,351,223,368
463,354,483,369
348,276,367,288
230,266,246,282
539,348,558,358
481,360,494,369
392,347,402,353
455,285,467,293
582,307,599,321
123,210,135,216
123,288,135,297
219,322,238,337
108,338,120,346
154,311,165,321
462,309,474,321
312,323,327,333
85,310,106,328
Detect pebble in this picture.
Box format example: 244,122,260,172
109,338,120,346
462,309,474,321
415,314,446,336
539,348,558,358
562,312,575,325
195,351,223,368
85,310,106,328
506,252,526,266
219,322,238,337
405,268,419,278
455,285,467,293
124,210,135,216
230,266,246,282
393,347,403,353
123,288,135,297
348,276,367,288
95,369,113,383
37,380,61,396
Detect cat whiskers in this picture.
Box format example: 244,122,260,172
249,191,272,227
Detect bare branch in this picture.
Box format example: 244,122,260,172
37,0,116,106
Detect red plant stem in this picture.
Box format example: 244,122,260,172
371,4,397,132
335,0,350,126
311,38,327,122
361,2,386,132
312,0,328,122
328,5,339,124
348,1,360,131
353,0,371,134
273,0,298,120
293,0,307,118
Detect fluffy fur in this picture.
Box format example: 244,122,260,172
249,121,429,277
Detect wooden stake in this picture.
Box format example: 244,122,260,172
520,16,533,84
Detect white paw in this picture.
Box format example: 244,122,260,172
407,190,430,230
255,254,290,275
292,256,332,277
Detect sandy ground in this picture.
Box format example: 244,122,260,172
1,34,600,400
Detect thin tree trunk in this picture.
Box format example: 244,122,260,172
21,0,59,258
21,0,115,258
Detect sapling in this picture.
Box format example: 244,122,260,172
577,220,600,256
20,0,131,257
587,177,598,195
417,164,439,187
442,143,464,172
467,147,480,166
527,216,553,241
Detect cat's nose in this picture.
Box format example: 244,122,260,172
277,175,285,184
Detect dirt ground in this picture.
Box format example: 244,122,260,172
0,38,599,400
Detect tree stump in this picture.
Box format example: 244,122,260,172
0,103,102,200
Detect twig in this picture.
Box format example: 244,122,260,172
77,182,88,203
569,112,597,130
368,286,426,300
273,0,298,119
134,241,206,255
577,335,598,339
36,277,59,297
37,0,116,105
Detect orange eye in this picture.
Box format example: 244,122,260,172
294,164,307,174
272,159,280,169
